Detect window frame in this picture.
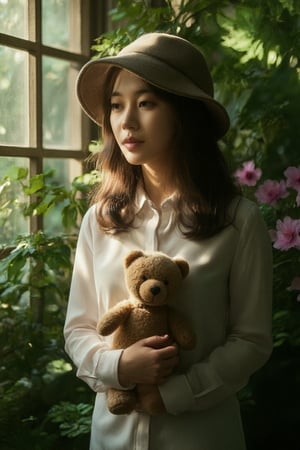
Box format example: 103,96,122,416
0,0,107,233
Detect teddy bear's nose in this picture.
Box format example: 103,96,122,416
150,285,161,296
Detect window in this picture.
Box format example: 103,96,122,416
0,0,104,243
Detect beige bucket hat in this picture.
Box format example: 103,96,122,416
76,32,230,139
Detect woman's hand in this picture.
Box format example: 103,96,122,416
118,335,178,387
136,384,166,415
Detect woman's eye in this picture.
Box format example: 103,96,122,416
139,100,153,108
111,103,121,111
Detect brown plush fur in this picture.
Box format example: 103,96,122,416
97,250,196,415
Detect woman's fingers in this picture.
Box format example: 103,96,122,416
118,335,179,386
143,334,173,348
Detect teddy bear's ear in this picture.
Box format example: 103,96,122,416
124,250,144,268
174,258,189,279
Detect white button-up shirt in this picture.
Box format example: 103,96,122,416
64,190,273,450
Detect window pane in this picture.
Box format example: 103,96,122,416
0,0,28,39
43,158,82,234
0,157,29,245
42,0,81,53
43,56,81,149
0,46,29,146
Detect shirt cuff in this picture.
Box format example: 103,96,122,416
158,373,194,415
96,349,135,390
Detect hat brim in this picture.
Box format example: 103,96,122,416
76,53,230,139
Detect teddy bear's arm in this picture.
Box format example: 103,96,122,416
168,308,196,350
97,300,134,336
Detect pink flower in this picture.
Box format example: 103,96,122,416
273,216,300,250
284,166,300,192
234,161,262,186
287,277,300,301
255,179,288,205
296,191,300,207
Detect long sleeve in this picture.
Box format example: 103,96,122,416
63,206,125,392
159,200,273,414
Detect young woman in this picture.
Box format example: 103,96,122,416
64,33,273,450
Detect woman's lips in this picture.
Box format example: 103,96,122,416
122,137,143,150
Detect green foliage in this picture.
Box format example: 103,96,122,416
0,162,28,243
0,170,96,449
0,232,74,319
91,1,169,57
0,166,100,235
0,228,93,448
47,402,93,438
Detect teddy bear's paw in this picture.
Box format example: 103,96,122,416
109,402,135,415
107,388,136,415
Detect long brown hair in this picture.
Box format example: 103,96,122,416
90,67,239,239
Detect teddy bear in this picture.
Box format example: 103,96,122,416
97,249,196,415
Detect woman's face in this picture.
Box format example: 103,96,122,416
109,70,178,171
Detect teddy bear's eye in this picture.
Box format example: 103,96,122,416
164,280,169,285
142,275,148,281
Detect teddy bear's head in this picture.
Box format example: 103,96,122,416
124,250,189,306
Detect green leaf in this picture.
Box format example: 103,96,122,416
23,174,45,195
62,204,78,229
4,166,28,181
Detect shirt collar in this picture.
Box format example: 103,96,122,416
134,184,177,213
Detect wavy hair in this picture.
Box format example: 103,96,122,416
90,67,239,239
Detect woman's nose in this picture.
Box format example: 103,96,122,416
122,106,138,130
